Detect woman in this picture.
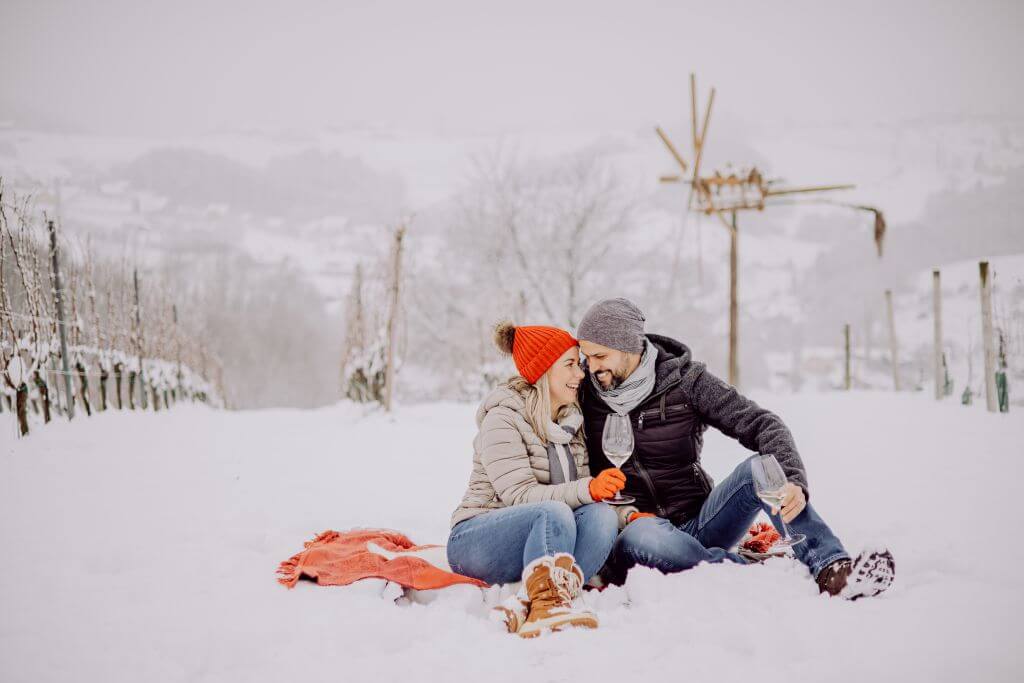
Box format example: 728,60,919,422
447,322,627,638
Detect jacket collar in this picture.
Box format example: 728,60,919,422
647,333,692,393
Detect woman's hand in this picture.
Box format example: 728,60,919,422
588,468,626,501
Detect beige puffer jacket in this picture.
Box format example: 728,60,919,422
450,384,595,528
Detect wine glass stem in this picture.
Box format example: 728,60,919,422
778,513,792,541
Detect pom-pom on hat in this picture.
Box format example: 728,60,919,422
493,321,577,384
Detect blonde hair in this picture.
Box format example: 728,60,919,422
506,372,582,446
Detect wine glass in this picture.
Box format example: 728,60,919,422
601,413,636,505
750,454,805,548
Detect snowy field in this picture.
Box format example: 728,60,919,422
2,393,1023,683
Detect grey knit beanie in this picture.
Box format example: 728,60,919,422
576,298,646,354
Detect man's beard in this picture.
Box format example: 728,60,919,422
596,368,628,390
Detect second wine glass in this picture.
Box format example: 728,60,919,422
750,453,805,548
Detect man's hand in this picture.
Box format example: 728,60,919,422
773,482,806,523
627,512,656,524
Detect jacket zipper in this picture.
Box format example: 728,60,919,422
692,463,711,494
638,403,688,423
632,413,666,516
633,455,666,517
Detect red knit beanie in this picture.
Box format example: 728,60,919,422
493,322,578,384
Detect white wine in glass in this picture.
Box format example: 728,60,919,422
601,413,636,505
750,453,805,549
756,490,786,510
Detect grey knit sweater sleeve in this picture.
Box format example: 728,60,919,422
681,363,809,493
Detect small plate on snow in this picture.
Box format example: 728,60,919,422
738,546,792,562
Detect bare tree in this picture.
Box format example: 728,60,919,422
454,149,636,328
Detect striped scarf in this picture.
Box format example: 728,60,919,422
590,339,657,416
546,410,582,484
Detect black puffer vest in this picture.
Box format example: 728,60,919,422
581,334,714,525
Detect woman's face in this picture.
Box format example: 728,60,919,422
547,346,586,409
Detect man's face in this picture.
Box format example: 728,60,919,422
579,340,637,390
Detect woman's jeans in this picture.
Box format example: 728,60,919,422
447,501,620,584
605,455,850,583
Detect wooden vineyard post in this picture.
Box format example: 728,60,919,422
133,269,148,410
383,224,406,412
933,270,943,400
114,362,123,409
48,220,75,419
844,324,851,390
173,304,183,404
979,261,997,412
728,210,739,388
885,289,900,391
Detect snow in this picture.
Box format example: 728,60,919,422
2,392,1023,682
4,355,27,387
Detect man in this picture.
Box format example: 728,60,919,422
576,298,894,599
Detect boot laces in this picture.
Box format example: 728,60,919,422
548,564,582,604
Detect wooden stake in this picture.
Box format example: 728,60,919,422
979,261,997,412
173,304,183,401
728,210,739,387
689,87,715,212
696,219,704,287
844,323,851,390
655,127,688,173
863,307,873,366
48,220,74,419
134,268,148,410
383,224,406,412
885,289,900,391
690,73,699,152
933,270,943,400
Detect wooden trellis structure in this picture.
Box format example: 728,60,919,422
657,74,885,387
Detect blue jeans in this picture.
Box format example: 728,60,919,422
606,455,850,582
447,501,620,584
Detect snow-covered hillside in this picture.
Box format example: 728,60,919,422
2,394,1021,682
3,116,1023,403
2,115,1022,301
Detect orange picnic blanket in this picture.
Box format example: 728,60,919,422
276,528,487,590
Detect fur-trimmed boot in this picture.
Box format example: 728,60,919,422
517,553,598,638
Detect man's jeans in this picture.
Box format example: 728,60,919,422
447,501,619,584
606,455,850,582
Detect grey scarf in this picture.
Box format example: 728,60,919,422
590,338,657,416
546,410,583,484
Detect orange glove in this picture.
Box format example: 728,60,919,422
627,511,657,524
588,468,626,501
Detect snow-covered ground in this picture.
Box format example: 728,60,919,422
2,393,1022,682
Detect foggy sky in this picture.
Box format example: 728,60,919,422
1,0,1022,137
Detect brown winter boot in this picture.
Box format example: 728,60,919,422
817,549,895,600
516,553,598,638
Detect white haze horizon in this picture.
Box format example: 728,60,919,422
2,0,1022,139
